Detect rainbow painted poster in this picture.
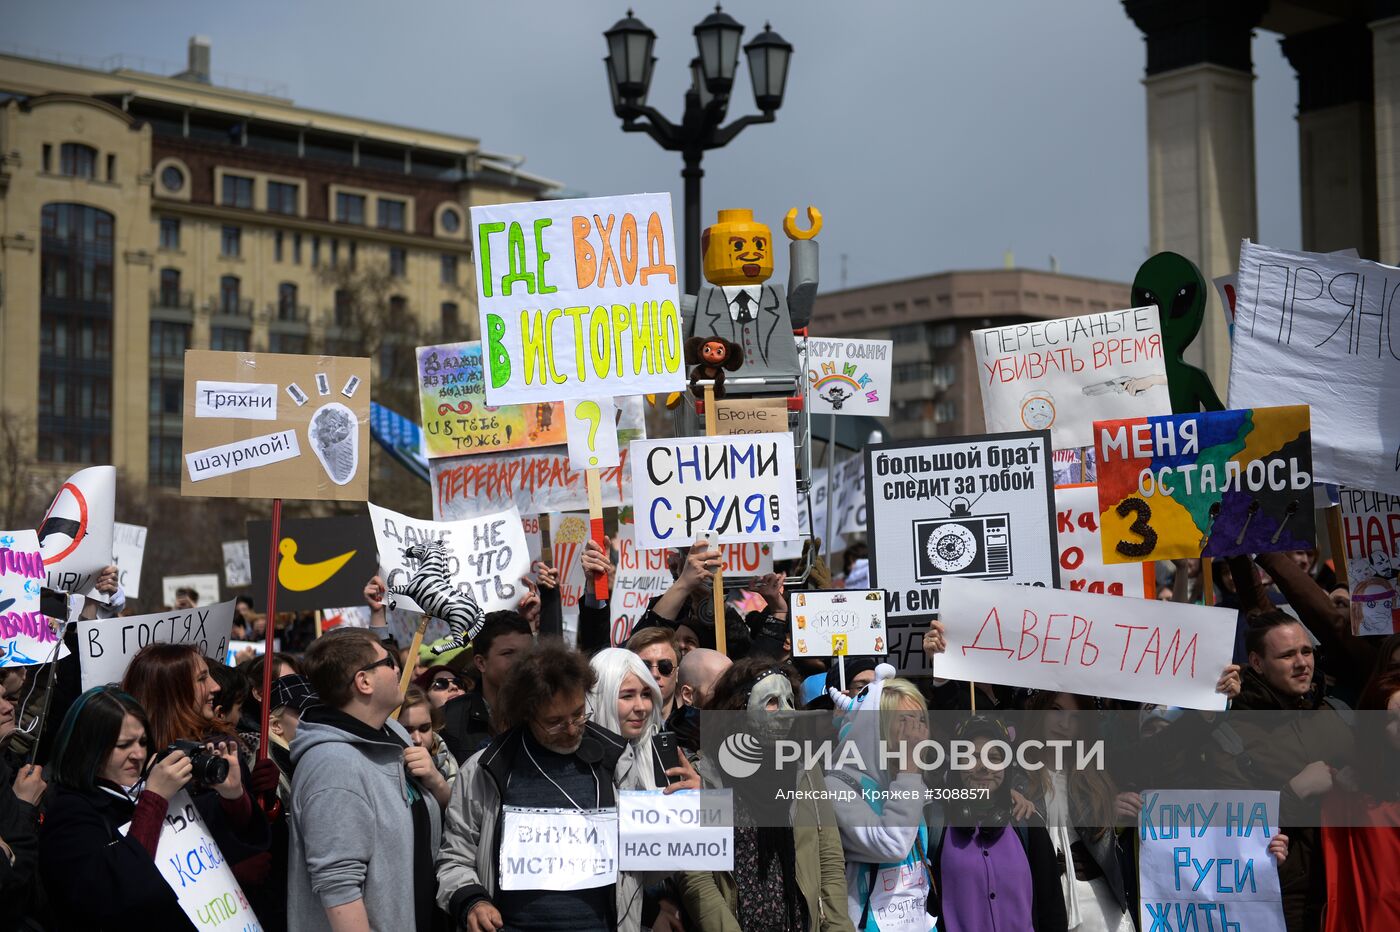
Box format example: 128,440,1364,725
1093,405,1314,564
805,338,891,417
416,341,566,458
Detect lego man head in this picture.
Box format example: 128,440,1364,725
701,209,774,286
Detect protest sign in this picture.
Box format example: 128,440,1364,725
837,455,867,535
791,589,887,658
973,306,1169,449
1094,406,1314,564
521,514,543,564
247,516,379,612
630,433,799,550
162,574,221,608
225,638,280,666
77,601,236,690
416,341,566,458
181,350,371,501
714,397,788,436
367,503,529,613
472,192,685,405
1138,790,1285,932
1055,484,1154,598
1228,241,1400,494
1,529,58,667
565,397,621,469
547,512,591,639
937,577,1234,709
39,464,115,594
1338,488,1400,635
806,338,893,417
222,540,250,589
140,789,264,931
619,789,734,871
610,532,673,646
110,522,147,598
498,807,618,891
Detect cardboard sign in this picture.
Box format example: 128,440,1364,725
1338,488,1400,635
498,807,618,891
140,790,265,931
973,306,1170,449
937,577,1233,709
522,514,544,565
367,502,530,613
77,601,236,690
181,350,370,501
1138,790,1285,932
111,523,148,598
609,532,674,647
416,341,566,458
222,540,250,589
1055,484,1155,599
1228,242,1400,494
619,790,734,871
547,512,591,641
0,529,57,667
806,338,893,417
714,397,788,436
1094,406,1314,564
247,516,380,612
162,575,221,608
471,192,685,405
39,464,115,594
837,455,868,535
565,398,621,469
791,589,888,658
630,433,799,550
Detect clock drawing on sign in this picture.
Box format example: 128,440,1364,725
913,497,1013,584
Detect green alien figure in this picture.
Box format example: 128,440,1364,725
1132,251,1224,414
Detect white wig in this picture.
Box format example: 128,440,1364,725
588,647,664,745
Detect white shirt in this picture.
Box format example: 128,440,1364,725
721,285,763,323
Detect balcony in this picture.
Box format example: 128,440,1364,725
208,296,254,319
150,288,195,324
264,302,311,326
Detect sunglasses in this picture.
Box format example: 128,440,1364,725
358,654,397,676
645,659,675,677
429,677,464,692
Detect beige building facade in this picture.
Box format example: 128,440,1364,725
0,40,559,486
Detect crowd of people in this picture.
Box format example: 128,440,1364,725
0,535,1395,932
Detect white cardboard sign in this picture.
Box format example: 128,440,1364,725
39,464,115,594
499,807,618,891
194,380,278,420
222,540,251,589
806,338,893,417
791,589,888,658
111,522,148,599
564,398,621,469
936,577,1233,710
1338,487,1400,636
619,790,734,871
162,574,221,608
77,601,236,691
185,429,301,482
139,789,264,930
1054,484,1154,599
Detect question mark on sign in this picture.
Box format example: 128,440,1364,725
565,398,621,470
575,401,602,465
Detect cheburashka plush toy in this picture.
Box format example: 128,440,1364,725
684,336,744,399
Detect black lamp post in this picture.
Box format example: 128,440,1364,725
604,8,793,292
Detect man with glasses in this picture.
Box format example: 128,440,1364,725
288,628,444,932
439,641,663,932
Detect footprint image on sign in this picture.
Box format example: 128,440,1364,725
309,402,358,486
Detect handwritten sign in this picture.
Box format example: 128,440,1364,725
162,575,220,608
77,601,236,691
937,577,1233,709
806,338,893,417
630,434,798,550
1138,790,1285,932
472,192,685,405
499,807,618,891
1,529,57,667
609,532,673,647
1094,406,1314,564
791,589,887,658
367,502,529,613
714,397,788,436
1339,488,1400,635
565,398,621,469
416,341,566,458
110,522,148,598
142,789,264,931
865,432,1059,623
619,789,733,871
222,540,250,589
1055,484,1154,598
39,464,115,594
974,306,1169,449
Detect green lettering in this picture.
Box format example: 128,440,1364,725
502,222,535,296
534,218,556,295
486,314,511,387
477,221,505,297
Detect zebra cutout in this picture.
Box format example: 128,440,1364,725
387,540,484,654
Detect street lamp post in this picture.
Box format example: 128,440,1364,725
604,8,793,293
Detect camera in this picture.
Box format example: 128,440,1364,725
912,500,1012,583
153,739,230,787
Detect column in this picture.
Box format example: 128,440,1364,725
1374,4,1400,264
1124,0,1266,399
1281,23,1378,257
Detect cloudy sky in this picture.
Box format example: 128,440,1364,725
8,0,1305,289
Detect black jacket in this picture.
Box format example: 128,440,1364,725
440,691,493,764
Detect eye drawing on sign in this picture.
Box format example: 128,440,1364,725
1019,391,1056,431
912,497,1013,584
309,402,358,485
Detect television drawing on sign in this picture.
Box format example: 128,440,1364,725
912,497,1012,584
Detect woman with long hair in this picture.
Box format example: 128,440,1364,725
398,684,458,806
37,686,249,930
588,648,697,790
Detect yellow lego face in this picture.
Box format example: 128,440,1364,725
702,209,774,286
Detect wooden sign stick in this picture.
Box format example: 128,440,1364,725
394,613,431,721
1326,505,1349,589
703,384,727,656
1201,557,1214,605
586,470,608,601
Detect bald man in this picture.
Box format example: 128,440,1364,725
668,648,733,755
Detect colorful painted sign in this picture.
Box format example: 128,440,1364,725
805,337,893,417
1055,484,1155,599
1094,406,1314,564
416,341,566,458
0,529,56,667
471,192,685,405
1338,488,1400,636
791,589,888,658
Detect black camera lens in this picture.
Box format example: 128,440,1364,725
189,750,230,786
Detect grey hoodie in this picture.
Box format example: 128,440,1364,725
287,707,443,931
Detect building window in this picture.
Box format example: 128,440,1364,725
891,323,925,343
159,216,181,250
221,225,241,258
293,232,303,264
221,173,254,208
42,143,52,172
149,436,182,488
934,400,957,424
274,230,284,262
330,238,340,269
149,377,183,416
39,202,114,465
150,320,190,358
932,363,956,387
931,323,958,348
311,236,321,268
210,326,250,352
278,282,299,321
389,247,407,278
378,198,406,231
59,143,97,179
158,268,181,307
441,301,459,338
220,275,242,314
106,154,116,181
440,206,461,233
268,333,308,354
160,164,185,192
441,253,458,285
267,180,299,215
348,241,357,270
334,289,354,328
336,192,366,225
